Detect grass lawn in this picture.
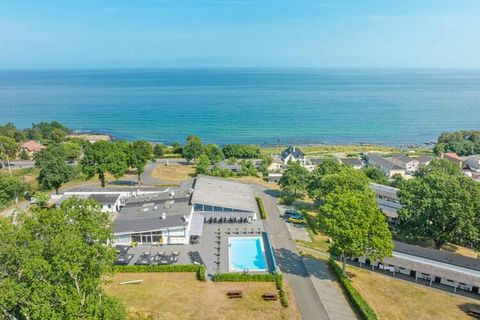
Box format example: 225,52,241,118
104,273,300,320
151,163,196,183
260,145,433,157
228,176,280,190
346,264,480,320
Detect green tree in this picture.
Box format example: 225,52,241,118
362,166,389,185
319,189,393,274
196,154,211,174
309,166,370,202
0,135,19,158
0,174,28,208
205,144,224,163
19,148,30,160
126,141,153,184
153,144,165,158
35,144,74,194
415,158,462,177
81,141,128,187
62,142,82,160
308,159,342,199
433,130,480,156
0,197,126,319
0,122,25,142
390,173,405,188
222,144,261,159
279,161,310,198
182,135,204,162
398,165,480,249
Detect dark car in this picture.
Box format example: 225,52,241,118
283,209,304,220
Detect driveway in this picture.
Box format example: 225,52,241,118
254,185,357,320
140,159,187,185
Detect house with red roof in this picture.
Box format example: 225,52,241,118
19,140,45,157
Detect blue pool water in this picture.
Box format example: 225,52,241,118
229,237,267,272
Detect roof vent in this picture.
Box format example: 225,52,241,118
161,212,166,220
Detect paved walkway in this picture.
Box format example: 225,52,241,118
254,185,357,320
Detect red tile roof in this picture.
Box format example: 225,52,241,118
21,140,45,153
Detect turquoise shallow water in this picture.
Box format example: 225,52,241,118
0,68,479,145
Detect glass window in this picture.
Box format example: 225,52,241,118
204,205,213,211
194,204,203,211
131,234,141,243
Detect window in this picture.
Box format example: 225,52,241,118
204,205,213,211
131,234,141,243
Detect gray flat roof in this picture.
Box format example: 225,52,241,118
340,158,363,166
89,193,121,205
113,199,191,234
191,175,258,213
64,186,167,193
370,183,399,198
367,153,404,170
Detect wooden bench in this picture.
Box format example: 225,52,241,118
227,290,243,298
468,308,480,318
262,293,278,301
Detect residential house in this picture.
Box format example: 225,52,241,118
340,157,364,169
440,152,466,169
466,155,480,172
365,153,406,178
19,140,45,157
369,183,401,222
269,146,313,171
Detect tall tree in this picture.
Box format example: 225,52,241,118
319,189,393,274
279,161,310,198
0,197,126,319
81,141,128,187
0,173,28,208
182,135,204,162
362,166,389,185
35,144,74,194
196,154,211,174
308,159,342,199
398,163,480,249
130,141,153,183
205,144,224,163
153,144,165,158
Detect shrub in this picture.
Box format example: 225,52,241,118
212,273,277,282
302,211,318,235
280,194,295,205
274,274,288,308
328,259,378,320
114,264,206,281
255,197,267,220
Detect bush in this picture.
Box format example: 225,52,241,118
279,194,295,205
255,197,267,220
212,273,277,282
114,264,206,281
274,274,288,308
328,259,378,320
302,211,318,235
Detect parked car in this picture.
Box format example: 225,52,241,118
287,217,307,225
283,209,304,220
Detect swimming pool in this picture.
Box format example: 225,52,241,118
228,237,268,272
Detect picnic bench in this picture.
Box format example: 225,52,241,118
226,290,243,298
469,307,480,318
262,293,278,301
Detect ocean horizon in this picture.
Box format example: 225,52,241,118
0,68,479,146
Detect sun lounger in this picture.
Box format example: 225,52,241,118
227,290,243,298
262,293,278,301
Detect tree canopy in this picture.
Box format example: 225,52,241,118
362,166,389,185
205,144,224,163
397,161,480,249
279,161,310,198
0,173,28,209
81,141,128,187
125,140,153,183
222,144,261,159
320,189,393,274
433,130,480,156
35,144,74,194
0,135,19,159
196,154,211,174
182,135,204,162
0,197,126,319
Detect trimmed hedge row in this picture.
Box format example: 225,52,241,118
255,197,267,220
212,273,277,282
114,264,206,281
302,210,318,235
328,259,378,320
213,273,288,308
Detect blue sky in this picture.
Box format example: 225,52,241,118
1,0,480,68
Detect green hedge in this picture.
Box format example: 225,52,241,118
302,210,318,235
212,273,277,282
255,197,267,220
328,259,378,320
213,273,288,308
114,264,206,281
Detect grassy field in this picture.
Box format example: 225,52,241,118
104,273,300,320
346,264,480,320
228,176,280,190
151,163,196,183
260,144,433,157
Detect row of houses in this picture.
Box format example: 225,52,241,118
365,153,433,178
355,241,480,295
56,175,260,246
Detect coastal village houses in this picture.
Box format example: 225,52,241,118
365,153,433,178
19,140,45,157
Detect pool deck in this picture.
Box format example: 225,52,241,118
121,219,266,276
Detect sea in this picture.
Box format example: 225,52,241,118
0,68,479,146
